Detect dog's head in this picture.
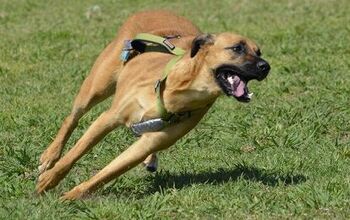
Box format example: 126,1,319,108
191,32,270,102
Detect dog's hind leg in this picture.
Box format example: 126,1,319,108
39,39,124,174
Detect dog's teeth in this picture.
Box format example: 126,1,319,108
227,76,234,84
248,93,253,99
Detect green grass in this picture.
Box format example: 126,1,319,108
1,0,350,219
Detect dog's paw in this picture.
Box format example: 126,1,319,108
143,155,158,172
60,187,86,201
36,167,68,194
36,170,58,194
145,163,157,172
39,147,61,174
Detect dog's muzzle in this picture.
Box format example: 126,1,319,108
214,60,270,102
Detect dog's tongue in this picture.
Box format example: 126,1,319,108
227,75,247,98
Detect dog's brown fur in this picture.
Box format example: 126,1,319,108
36,10,268,200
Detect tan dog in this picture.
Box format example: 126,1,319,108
36,10,270,200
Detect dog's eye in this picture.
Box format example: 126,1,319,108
231,44,245,54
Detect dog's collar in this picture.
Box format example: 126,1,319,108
121,33,186,121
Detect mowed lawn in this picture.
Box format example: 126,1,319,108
1,0,349,219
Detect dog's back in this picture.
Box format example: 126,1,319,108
117,10,201,40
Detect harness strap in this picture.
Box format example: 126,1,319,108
132,33,185,56
129,33,186,120
155,55,184,120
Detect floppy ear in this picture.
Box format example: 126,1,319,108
190,34,215,58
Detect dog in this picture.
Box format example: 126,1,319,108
36,10,270,200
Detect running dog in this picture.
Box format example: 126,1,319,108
36,10,270,200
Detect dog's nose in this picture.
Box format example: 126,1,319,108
257,61,270,74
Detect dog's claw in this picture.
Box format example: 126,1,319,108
38,162,51,174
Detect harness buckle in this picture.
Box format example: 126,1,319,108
154,80,161,92
162,39,175,50
120,40,133,61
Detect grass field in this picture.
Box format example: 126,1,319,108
1,0,350,219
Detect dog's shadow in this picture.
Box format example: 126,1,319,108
103,164,306,197
150,164,306,192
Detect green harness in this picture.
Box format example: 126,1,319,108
121,33,186,121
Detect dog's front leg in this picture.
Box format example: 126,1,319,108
36,110,122,194
60,107,210,200
60,133,164,200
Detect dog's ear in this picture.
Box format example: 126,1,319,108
190,34,215,58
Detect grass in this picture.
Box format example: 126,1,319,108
1,0,350,219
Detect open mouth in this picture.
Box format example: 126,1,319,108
215,67,253,102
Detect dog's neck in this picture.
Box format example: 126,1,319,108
163,54,221,113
